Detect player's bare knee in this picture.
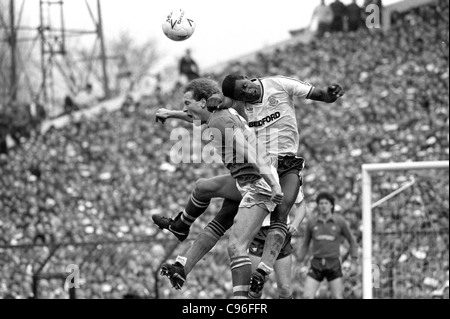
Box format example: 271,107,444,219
194,178,217,198
278,284,291,298
194,178,208,192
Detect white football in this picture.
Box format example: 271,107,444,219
162,8,196,41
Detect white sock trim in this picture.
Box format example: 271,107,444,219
175,256,187,267
257,262,274,275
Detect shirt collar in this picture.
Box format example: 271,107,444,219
317,214,335,224
248,78,264,105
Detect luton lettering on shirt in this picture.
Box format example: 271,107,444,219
239,76,314,157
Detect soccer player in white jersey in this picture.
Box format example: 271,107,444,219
216,74,344,297
153,74,344,297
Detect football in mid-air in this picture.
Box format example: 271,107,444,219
162,8,196,41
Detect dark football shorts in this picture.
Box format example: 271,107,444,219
277,156,305,179
307,257,343,282
249,227,293,260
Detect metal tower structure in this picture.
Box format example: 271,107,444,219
0,0,110,113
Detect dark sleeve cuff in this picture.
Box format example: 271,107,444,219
306,86,315,99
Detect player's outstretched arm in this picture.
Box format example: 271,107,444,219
155,108,194,124
308,84,345,103
206,94,248,121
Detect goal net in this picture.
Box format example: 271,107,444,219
362,161,449,299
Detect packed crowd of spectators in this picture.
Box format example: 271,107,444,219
0,93,227,298
0,0,448,299
0,101,47,155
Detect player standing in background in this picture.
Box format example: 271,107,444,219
154,74,344,298
297,192,358,299
163,77,284,298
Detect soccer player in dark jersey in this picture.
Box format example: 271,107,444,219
297,192,358,299
162,78,283,298
154,74,344,297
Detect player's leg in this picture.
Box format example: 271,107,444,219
249,254,260,272
303,258,325,299
303,275,322,299
273,255,293,299
182,198,239,275
250,173,300,295
326,258,344,299
153,174,241,240
247,230,294,299
247,229,267,299
228,205,269,299
328,277,344,299
248,228,267,273
177,174,242,227
252,156,304,283
160,199,239,290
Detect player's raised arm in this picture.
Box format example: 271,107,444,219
308,84,345,103
155,108,194,124
206,94,248,121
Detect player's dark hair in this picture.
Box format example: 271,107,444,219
222,74,242,99
184,78,221,102
316,192,335,212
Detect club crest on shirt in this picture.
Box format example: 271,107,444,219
268,95,279,107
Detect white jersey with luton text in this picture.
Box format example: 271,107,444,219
242,76,314,158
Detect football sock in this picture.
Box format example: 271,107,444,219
259,221,288,271
173,191,210,230
183,220,226,275
256,262,273,276
230,256,252,299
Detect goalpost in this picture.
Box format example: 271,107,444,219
362,161,449,299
